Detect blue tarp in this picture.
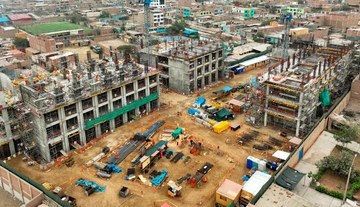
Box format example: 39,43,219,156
223,86,232,92
188,108,200,115
151,170,168,186
250,77,259,87
75,179,106,192
105,164,123,173
195,97,206,107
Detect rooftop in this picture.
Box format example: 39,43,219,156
256,183,318,207
216,179,242,200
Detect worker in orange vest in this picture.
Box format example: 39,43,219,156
115,151,119,159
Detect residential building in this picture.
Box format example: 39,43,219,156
346,27,360,41
308,13,360,30
28,35,58,53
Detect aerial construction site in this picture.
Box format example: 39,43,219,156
0,2,359,207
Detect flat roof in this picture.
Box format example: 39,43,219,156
216,179,242,200
7,14,32,21
242,171,272,197
256,183,318,207
240,55,269,67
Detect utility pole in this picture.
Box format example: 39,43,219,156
343,154,357,205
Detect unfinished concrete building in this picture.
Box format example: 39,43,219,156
0,74,34,160
144,40,224,94
263,46,355,137
11,53,161,162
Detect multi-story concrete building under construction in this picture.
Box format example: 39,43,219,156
263,45,355,137
0,53,160,162
144,40,224,94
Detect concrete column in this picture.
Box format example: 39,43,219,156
134,81,140,115
108,90,115,131
296,92,304,137
121,86,128,123
145,76,151,112
264,86,269,127
59,108,69,152
93,97,101,137
77,102,87,145
8,140,15,156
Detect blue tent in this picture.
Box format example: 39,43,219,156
195,97,206,107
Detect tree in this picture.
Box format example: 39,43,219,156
261,20,272,26
69,13,88,24
253,32,264,43
334,125,360,146
13,37,29,49
167,19,188,36
316,150,354,177
99,11,111,19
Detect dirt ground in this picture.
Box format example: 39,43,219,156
98,39,130,49
7,68,289,207
63,47,98,63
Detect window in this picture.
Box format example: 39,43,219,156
126,94,135,104
212,52,216,60
205,55,209,63
98,92,108,104
99,105,108,116
205,65,209,73
138,90,146,99
125,83,134,93
113,99,122,109
219,195,227,201
150,86,157,94
197,68,202,75
66,117,78,131
218,51,223,57
218,60,223,67
112,87,121,98
82,98,92,110
83,110,94,122
64,104,76,116
197,58,202,65
138,79,146,89
44,111,59,124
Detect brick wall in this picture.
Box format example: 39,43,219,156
0,27,19,38
29,36,56,53
257,25,285,34
0,166,42,204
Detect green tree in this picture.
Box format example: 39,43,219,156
13,37,29,48
316,150,354,177
334,125,360,146
261,20,272,26
69,13,88,24
99,11,111,19
253,32,264,43
167,19,188,35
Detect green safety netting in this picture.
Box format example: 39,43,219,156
85,92,159,129
227,201,234,207
320,88,330,107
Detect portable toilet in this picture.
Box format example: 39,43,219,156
251,157,260,169
246,156,253,169
258,160,267,171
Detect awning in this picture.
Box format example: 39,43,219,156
272,150,290,160
275,166,305,190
